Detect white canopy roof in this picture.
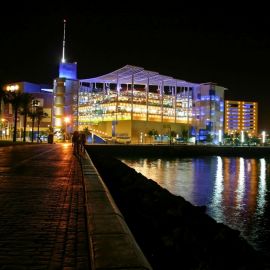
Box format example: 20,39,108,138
80,65,199,87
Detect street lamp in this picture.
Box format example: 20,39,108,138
241,130,244,145
218,129,222,145
64,116,70,141
262,131,266,145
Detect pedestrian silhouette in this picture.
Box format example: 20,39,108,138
80,132,86,153
72,131,80,153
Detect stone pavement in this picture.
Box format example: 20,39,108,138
0,143,90,269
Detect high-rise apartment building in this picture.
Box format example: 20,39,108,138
224,100,258,136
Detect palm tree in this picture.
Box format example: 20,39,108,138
20,93,34,142
206,133,213,143
28,109,38,143
5,91,24,142
0,87,6,118
223,133,233,145
181,129,188,142
148,129,158,143
83,127,91,136
36,107,48,141
170,130,177,144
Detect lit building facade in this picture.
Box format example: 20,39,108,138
1,82,53,140
53,63,79,134
78,65,226,143
192,83,225,141
224,100,258,136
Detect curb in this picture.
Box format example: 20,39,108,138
80,151,152,270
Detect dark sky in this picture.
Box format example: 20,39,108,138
1,4,270,131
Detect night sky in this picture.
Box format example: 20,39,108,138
1,4,270,130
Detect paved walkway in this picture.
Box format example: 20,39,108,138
0,143,90,269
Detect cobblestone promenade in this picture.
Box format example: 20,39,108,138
0,144,90,269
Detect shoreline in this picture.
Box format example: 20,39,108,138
85,144,270,158
87,150,269,270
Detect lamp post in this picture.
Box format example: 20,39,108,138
262,131,266,146
218,129,222,145
240,130,244,145
64,116,70,141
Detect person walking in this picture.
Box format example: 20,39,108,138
72,131,80,154
80,132,86,153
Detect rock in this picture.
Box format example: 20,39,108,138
89,153,267,270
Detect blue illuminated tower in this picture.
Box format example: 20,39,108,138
59,20,77,80
53,19,79,136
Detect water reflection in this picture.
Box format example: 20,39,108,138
211,156,224,220
208,158,260,245
122,156,270,257
258,158,266,213
236,157,245,208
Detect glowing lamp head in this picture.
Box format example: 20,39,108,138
218,129,222,143
6,84,19,92
64,116,70,124
262,131,266,144
241,130,244,143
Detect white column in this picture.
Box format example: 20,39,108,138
131,73,134,121
161,81,164,122
146,74,149,121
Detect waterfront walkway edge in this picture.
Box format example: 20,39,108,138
80,151,153,270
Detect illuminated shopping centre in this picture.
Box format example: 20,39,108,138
51,21,226,143
73,65,226,143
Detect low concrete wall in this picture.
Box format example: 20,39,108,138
80,151,152,270
85,144,270,158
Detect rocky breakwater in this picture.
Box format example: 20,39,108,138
89,153,268,270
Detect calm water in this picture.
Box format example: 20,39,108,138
121,156,270,257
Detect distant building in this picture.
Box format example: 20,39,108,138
224,100,258,136
1,82,53,140
192,82,225,142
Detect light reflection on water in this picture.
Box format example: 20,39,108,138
121,156,270,257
